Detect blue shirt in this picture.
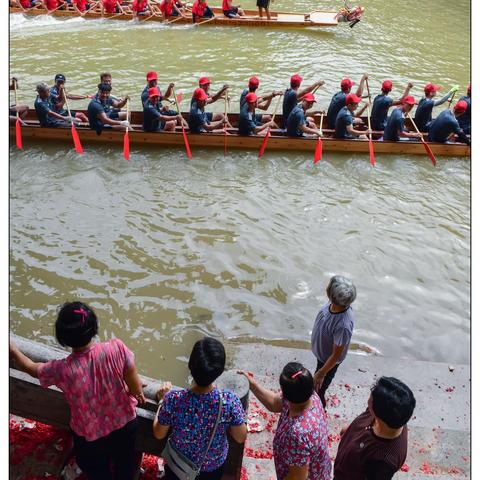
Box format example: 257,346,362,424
238,104,260,136
414,97,435,131
383,107,404,141
188,104,210,133
143,101,163,132
87,98,107,134
282,88,298,128
327,91,347,129
239,88,250,110
34,95,63,127
50,85,67,115
371,94,393,131
94,93,115,114
457,95,471,133
141,85,163,105
427,109,470,145
286,105,306,137
334,106,354,138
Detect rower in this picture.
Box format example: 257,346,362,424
427,100,470,146
159,0,186,19
50,74,88,122
283,74,325,128
102,0,119,14
188,87,228,133
9,78,29,124
239,76,282,123
92,75,128,120
132,0,151,16
256,0,270,20
34,83,74,128
286,93,322,138
383,96,422,141
143,87,182,132
191,0,214,22
414,83,457,132
192,77,230,123
334,93,370,139
140,71,174,104
370,80,413,131
72,0,92,13
87,82,130,134
238,93,278,136
222,0,244,18
326,74,367,129
457,84,471,135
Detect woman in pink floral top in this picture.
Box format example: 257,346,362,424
239,362,331,480
9,301,146,480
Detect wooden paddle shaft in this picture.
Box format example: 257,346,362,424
270,94,283,123
196,15,215,25
406,113,423,136
62,88,76,126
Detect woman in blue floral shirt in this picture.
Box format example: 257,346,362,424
153,337,247,480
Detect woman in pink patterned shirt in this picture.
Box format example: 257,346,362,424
9,301,145,480
239,362,332,480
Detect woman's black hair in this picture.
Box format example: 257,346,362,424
188,337,226,387
279,362,314,404
371,376,416,429
55,301,98,349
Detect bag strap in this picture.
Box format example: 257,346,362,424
197,389,223,471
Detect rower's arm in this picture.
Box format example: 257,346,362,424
113,96,129,108
297,80,325,99
433,91,453,107
97,111,123,126
356,103,368,117
393,82,413,106
346,123,367,136
300,124,321,136
204,119,225,131
163,83,174,100
48,109,70,121
253,122,270,134
355,73,368,97
67,93,90,100
454,126,471,146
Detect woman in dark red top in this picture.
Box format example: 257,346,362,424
334,377,416,480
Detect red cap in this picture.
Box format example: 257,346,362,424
290,74,303,87
341,78,355,91
148,87,161,98
248,76,260,88
302,93,316,103
467,84,471,95
402,95,415,105
146,71,158,82
381,80,393,92
193,87,209,101
345,93,361,105
454,100,468,114
424,83,440,94
245,92,258,104
199,76,211,86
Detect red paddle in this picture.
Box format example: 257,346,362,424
123,99,130,161
13,80,23,150
407,113,436,166
313,113,324,164
173,87,192,159
365,78,375,166
64,88,84,155
258,94,283,158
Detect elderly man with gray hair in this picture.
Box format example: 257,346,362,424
34,83,75,128
311,275,356,408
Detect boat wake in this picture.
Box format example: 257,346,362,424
10,12,85,34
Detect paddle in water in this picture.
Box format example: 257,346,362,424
313,113,324,164
13,79,23,150
365,78,375,166
258,93,283,158
406,113,436,166
63,87,84,155
172,87,192,159
123,98,130,161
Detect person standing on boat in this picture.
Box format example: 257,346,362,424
143,87,182,132
334,94,369,140
191,0,214,22
87,82,130,134
49,74,88,123
382,96,422,141
222,0,244,17
370,80,413,131
240,76,282,123
326,74,367,129
333,377,416,480
311,275,356,409
34,83,74,128
413,83,457,132
256,0,270,20
427,100,470,146
286,93,322,138
457,84,471,135
188,87,230,133
282,74,325,128
238,93,278,136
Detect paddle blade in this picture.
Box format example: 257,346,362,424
176,92,184,105
15,119,23,150
313,137,322,164
422,139,437,167
71,125,84,155
123,131,130,161
368,138,375,166
258,128,271,158
181,127,192,159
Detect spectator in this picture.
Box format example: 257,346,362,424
334,376,416,479
239,362,331,480
153,337,247,480
9,301,145,480
311,275,356,408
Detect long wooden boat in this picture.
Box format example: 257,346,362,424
9,5,341,28
10,110,470,157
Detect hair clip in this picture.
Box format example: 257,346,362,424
291,370,303,379
73,308,87,325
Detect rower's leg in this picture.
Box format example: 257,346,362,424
212,113,223,122
261,114,272,123
258,6,262,17
117,111,127,120
238,7,244,15
164,120,177,131
75,112,88,122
